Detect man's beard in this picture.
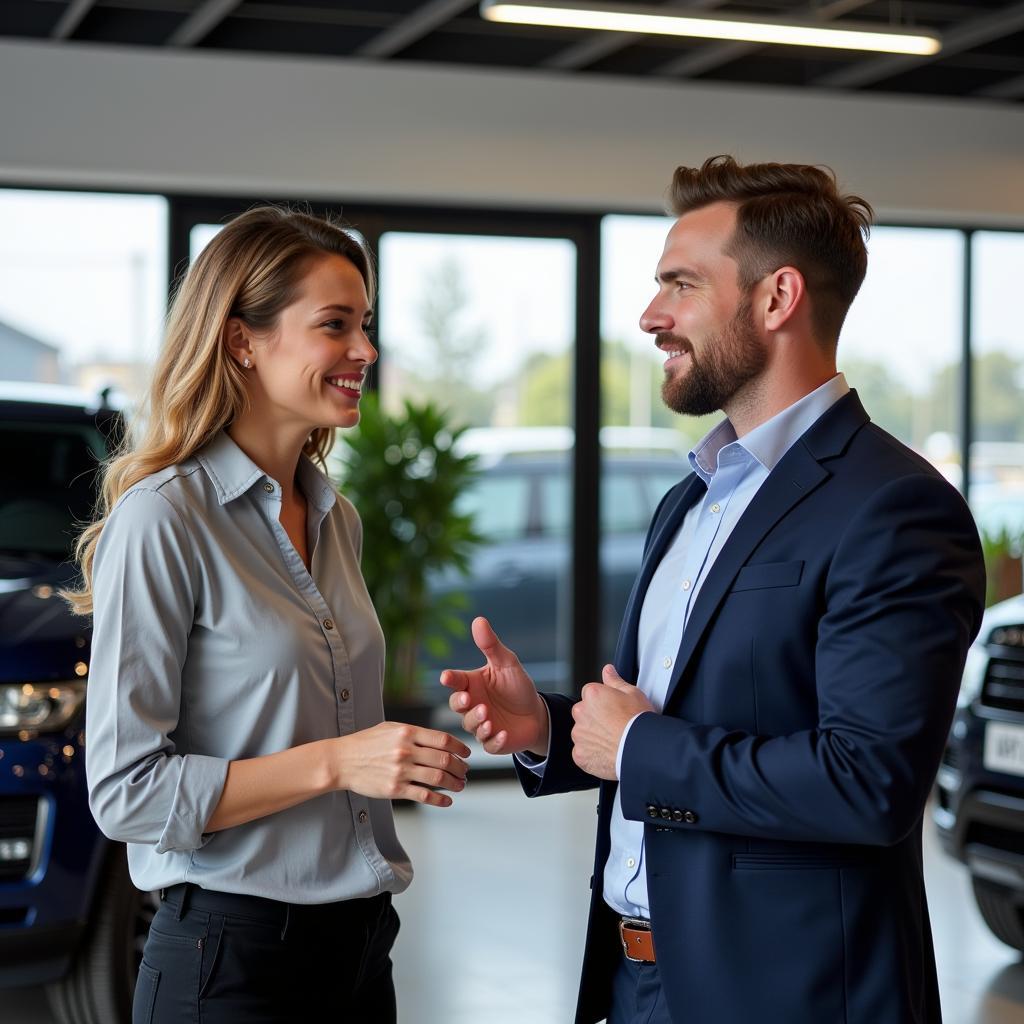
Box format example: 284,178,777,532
660,298,766,417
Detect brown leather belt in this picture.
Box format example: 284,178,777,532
618,916,656,963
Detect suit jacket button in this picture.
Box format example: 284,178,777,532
660,808,672,820
647,805,658,818
684,810,698,824
672,809,684,822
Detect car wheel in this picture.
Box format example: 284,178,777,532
45,845,159,1024
971,876,1024,952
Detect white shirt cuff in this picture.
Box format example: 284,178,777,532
615,712,645,780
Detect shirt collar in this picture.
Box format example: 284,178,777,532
687,373,850,484
196,430,337,512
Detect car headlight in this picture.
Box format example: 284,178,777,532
0,682,87,735
957,643,989,708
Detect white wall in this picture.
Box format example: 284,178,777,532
1,38,1023,222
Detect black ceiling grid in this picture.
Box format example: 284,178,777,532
1,0,1022,102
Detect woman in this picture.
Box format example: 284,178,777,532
67,206,471,1023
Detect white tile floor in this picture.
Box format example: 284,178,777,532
7,782,1024,1023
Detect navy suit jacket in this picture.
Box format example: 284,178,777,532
516,392,986,1024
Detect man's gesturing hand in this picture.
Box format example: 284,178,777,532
570,665,655,780
441,616,549,756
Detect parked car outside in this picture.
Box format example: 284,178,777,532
0,383,150,1024
935,585,1024,951
416,426,690,700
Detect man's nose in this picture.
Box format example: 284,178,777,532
639,299,671,335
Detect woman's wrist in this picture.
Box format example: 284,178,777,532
319,736,349,794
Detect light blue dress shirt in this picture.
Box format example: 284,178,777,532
86,431,413,903
555,374,845,917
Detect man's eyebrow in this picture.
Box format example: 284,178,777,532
656,267,706,285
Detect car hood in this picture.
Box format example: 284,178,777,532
982,592,1024,633
0,554,90,683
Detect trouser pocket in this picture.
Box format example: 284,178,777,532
138,903,210,1023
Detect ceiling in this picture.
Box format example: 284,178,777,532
4,0,1024,103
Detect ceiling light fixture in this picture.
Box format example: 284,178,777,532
480,1,942,56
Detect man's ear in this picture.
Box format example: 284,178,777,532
762,266,807,333
224,317,254,368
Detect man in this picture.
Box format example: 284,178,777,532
442,156,985,1024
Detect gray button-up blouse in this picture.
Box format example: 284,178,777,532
85,430,412,903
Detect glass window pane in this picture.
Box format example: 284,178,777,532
375,232,577,701
190,223,223,261
0,190,168,403
599,216,693,663
190,221,364,264
971,231,1024,602
839,227,964,482
456,471,532,542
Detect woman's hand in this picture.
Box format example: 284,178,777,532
333,722,472,807
441,616,549,756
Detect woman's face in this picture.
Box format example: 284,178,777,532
246,253,377,432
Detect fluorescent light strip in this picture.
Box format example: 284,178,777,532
480,1,942,56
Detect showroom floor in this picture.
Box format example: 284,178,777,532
8,778,1024,1023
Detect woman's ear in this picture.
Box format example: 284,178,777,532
224,317,254,370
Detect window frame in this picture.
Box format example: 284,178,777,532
3,181,1019,690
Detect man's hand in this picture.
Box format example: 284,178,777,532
441,617,549,756
570,665,655,780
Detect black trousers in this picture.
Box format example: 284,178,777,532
133,883,399,1024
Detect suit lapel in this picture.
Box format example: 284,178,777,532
613,474,706,679
662,391,870,708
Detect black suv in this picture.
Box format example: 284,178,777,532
935,589,1024,950
0,384,151,1024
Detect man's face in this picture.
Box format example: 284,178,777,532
640,202,767,417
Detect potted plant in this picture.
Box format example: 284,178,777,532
981,524,1024,608
336,394,484,723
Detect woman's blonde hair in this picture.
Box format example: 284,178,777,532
65,205,375,616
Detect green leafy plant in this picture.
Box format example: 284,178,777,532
980,525,1024,608
337,394,484,703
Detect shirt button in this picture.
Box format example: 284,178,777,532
263,482,274,493
323,618,334,631
681,580,691,591
341,689,350,701
711,503,721,513
627,857,636,869
662,656,672,669
358,810,368,824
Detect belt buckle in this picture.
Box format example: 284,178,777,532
618,915,653,963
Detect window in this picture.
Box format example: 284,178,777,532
839,227,964,482
0,190,168,402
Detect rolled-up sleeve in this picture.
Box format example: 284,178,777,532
86,487,229,853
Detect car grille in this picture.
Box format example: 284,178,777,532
0,796,40,881
980,656,1024,714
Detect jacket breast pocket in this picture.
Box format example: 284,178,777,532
730,560,804,593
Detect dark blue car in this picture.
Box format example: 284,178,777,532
0,385,149,1024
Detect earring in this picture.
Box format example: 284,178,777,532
243,358,252,369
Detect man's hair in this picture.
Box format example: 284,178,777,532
669,155,873,346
